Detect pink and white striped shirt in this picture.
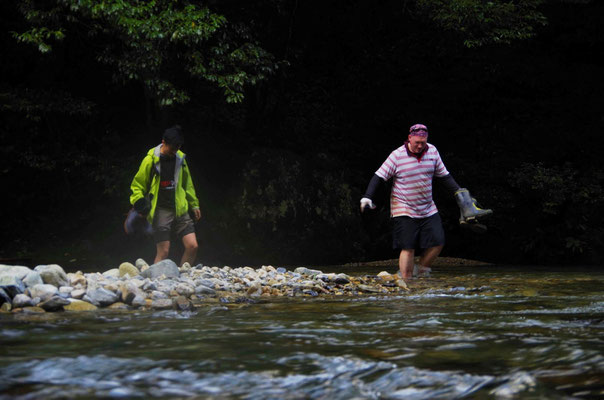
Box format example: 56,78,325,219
375,143,449,218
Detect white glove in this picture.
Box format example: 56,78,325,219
360,197,376,212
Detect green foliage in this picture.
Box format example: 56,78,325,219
14,0,275,105
234,149,359,262
508,162,604,260
416,0,547,47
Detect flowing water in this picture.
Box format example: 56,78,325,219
1,265,603,399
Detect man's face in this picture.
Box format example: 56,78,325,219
161,140,181,157
407,135,427,153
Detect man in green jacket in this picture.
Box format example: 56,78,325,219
130,126,201,266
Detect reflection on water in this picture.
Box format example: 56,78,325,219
1,265,603,399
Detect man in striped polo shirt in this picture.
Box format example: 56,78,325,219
360,124,491,280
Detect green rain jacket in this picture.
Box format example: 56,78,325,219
130,144,200,223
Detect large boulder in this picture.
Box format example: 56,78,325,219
0,265,32,280
141,259,180,280
0,273,25,298
13,294,34,308
0,288,11,306
23,271,43,288
28,284,59,301
34,264,69,287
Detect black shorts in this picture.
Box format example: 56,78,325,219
152,207,196,243
392,213,445,250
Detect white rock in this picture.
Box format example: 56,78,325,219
28,284,58,301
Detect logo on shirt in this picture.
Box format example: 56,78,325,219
160,180,175,190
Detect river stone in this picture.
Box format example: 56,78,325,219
151,298,173,310
358,284,383,293
86,287,119,306
174,296,192,311
119,282,146,305
175,283,195,297
118,262,139,278
28,284,58,301
0,288,12,306
69,273,87,288
396,279,409,291
23,271,43,288
246,281,262,297
132,295,147,308
180,262,191,273
20,306,45,313
39,296,70,311
0,274,25,297
13,294,33,308
142,281,157,291
71,289,86,299
135,258,148,269
141,259,180,280
59,286,73,295
108,302,129,310
103,268,120,278
34,264,69,287
195,284,216,296
1,302,12,312
64,299,98,311
0,266,32,280
151,290,169,300
334,274,350,284
377,271,395,281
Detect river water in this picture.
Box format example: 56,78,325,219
1,265,602,399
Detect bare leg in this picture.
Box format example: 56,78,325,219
418,245,443,269
398,249,415,279
155,240,170,263
181,232,198,266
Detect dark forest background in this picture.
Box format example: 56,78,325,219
1,0,603,270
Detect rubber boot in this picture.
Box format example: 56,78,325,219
454,189,492,233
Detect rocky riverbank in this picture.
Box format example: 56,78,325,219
0,260,411,313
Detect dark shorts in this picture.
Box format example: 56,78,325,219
152,207,196,243
392,213,445,250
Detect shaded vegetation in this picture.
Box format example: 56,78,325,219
1,0,602,268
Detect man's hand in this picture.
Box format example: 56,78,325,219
360,197,376,213
192,208,201,222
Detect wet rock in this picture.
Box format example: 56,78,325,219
151,291,169,300
71,289,86,299
142,281,157,291
180,262,191,273
246,281,262,297
396,279,409,291
119,281,146,305
119,262,139,278
174,295,193,311
34,264,69,287
334,274,350,285
13,294,33,308
0,274,25,297
195,284,216,296
151,298,173,310
108,302,129,310
39,296,70,311
28,284,59,301
23,271,43,288
69,272,87,288
1,302,12,312
175,283,195,297
103,268,120,278
294,267,322,276
86,287,119,306
141,259,180,280
132,295,147,308
64,299,98,311
59,286,73,295
21,306,46,314
377,271,395,282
